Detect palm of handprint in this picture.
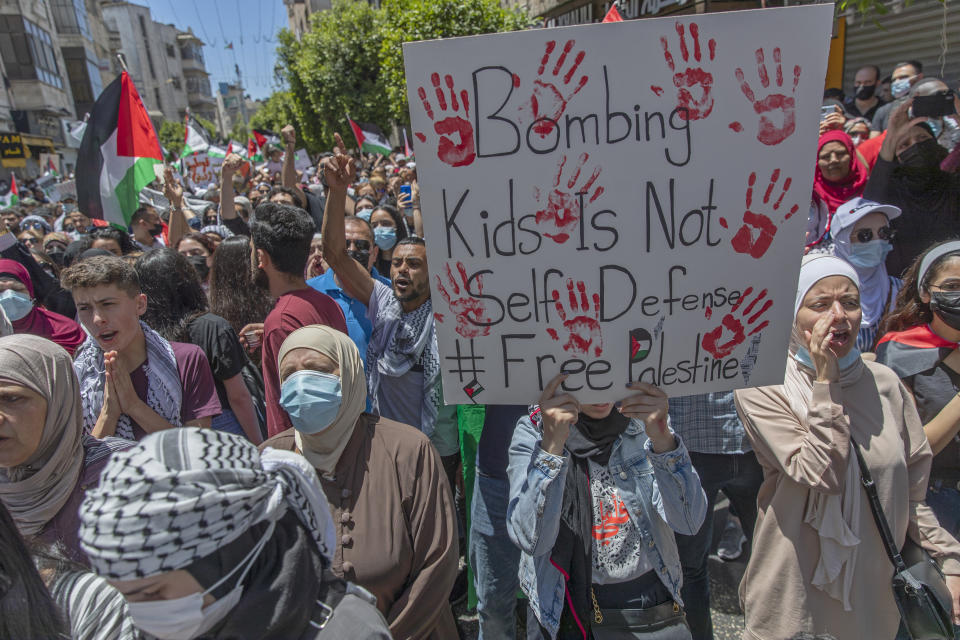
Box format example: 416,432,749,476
546,279,603,357
723,169,799,260
701,287,772,359
522,39,589,138
534,153,604,244
415,73,475,167
729,47,801,146
435,262,491,339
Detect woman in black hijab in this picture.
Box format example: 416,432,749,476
507,375,707,639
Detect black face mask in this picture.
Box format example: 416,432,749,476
187,255,209,281
150,223,164,237
930,291,960,331
898,138,948,169
855,84,876,101
47,249,65,266
346,249,370,268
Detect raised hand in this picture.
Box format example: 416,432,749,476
281,124,296,145
434,262,492,338
322,133,357,191
701,287,772,358
162,166,183,207
652,22,717,121
521,39,589,138
731,47,801,146
546,278,603,357
803,309,842,383
538,373,580,456
415,72,475,167
726,169,799,259
222,153,244,177
534,153,604,244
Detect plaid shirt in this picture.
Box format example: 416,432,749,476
668,391,751,454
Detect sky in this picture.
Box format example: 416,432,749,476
137,0,289,101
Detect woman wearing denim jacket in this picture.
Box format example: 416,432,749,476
507,375,708,639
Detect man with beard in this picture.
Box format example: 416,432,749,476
320,134,461,488
250,201,347,437
306,214,390,369
865,93,960,277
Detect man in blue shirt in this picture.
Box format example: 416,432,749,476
306,215,390,367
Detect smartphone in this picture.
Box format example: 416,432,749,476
399,184,413,211
820,105,836,122
912,90,957,118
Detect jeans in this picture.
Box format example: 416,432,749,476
673,451,763,640
211,408,245,438
471,472,521,640
926,480,960,537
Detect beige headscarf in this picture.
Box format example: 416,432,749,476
278,325,367,473
784,255,863,610
0,334,84,535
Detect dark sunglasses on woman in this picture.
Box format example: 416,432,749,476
856,226,897,243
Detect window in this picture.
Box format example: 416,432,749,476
153,88,162,111
171,77,181,90
166,44,176,57
186,76,211,97
138,15,148,38
50,0,91,38
0,17,65,88
144,45,155,78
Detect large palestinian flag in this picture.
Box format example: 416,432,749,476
77,72,163,227
182,114,211,157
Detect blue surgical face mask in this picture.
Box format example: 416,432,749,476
0,289,33,321
355,208,373,222
891,77,912,99
374,226,398,250
279,370,342,435
847,239,892,269
792,346,863,371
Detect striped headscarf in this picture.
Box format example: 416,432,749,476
79,427,335,581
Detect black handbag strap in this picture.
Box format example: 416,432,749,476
851,439,908,574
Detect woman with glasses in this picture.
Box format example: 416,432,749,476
829,198,902,351
877,240,960,535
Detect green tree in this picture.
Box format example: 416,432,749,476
378,0,532,125
157,120,185,158
228,119,249,143
249,91,300,138
274,0,387,153
194,115,217,141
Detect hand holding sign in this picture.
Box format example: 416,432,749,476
435,262,492,338
416,73,475,168
523,39,589,138
701,287,772,358
538,374,580,456
546,279,603,357
619,382,674,452
655,22,717,121
732,47,801,145
728,169,799,259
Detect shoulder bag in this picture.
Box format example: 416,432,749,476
852,440,954,640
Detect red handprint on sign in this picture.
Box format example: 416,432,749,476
701,287,772,359
651,22,717,121
435,262,491,339
729,48,801,146
521,40,589,138
546,279,603,358
533,153,604,244
724,169,799,259
415,73,475,167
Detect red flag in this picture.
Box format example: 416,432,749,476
248,138,257,157
252,130,267,150
602,3,624,22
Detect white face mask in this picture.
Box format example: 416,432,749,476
126,521,275,640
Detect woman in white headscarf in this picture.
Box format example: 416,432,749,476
734,255,960,640
829,197,903,351
262,324,459,640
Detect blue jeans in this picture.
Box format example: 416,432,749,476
673,451,763,640
926,480,960,537
211,408,245,438
470,472,521,640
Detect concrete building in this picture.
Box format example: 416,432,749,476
0,0,77,176
100,1,215,129
283,0,331,39
216,80,247,138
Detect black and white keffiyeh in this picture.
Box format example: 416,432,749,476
73,322,182,440
367,295,440,437
78,428,336,581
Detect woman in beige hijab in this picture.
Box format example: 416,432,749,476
0,334,130,565
734,255,960,640
262,325,459,640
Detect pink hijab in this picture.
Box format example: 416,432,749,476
813,130,869,214
0,259,86,355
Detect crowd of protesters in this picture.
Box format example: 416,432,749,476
0,56,959,640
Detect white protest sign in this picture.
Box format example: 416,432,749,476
294,149,313,172
403,6,834,405
182,151,224,188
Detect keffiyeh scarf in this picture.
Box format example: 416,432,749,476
73,322,182,440
79,427,336,581
367,296,440,437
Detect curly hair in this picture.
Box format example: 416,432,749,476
134,248,208,343
60,255,141,296
880,240,960,334
174,231,217,256
89,225,137,255
209,235,273,336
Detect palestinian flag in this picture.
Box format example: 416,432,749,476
183,114,210,157
252,128,279,151
77,71,163,227
876,325,958,379
207,145,227,160
247,138,263,163
46,157,59,178
0,173,18,208
602,2,624,22
227,139,248,159
347,116,391,156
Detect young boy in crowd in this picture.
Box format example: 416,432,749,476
60,255,221,440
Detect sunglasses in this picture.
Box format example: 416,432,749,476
346,239,371,251
22,221,47,231
855,226,896,243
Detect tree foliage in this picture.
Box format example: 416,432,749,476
228,119,249,142
157,120,184,158
263,0,532,153
378,0,532,125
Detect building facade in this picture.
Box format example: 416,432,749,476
283,0,332,39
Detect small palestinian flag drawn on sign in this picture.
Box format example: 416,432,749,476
463,378,484,402
630,328,652,363
739,333,763,384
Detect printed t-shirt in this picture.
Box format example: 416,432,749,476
263,288,347,437
589,459,651,585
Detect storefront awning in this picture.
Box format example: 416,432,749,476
20,134,55,152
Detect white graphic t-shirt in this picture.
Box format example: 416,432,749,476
589,460,651,585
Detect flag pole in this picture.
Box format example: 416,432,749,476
116,54,128,73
